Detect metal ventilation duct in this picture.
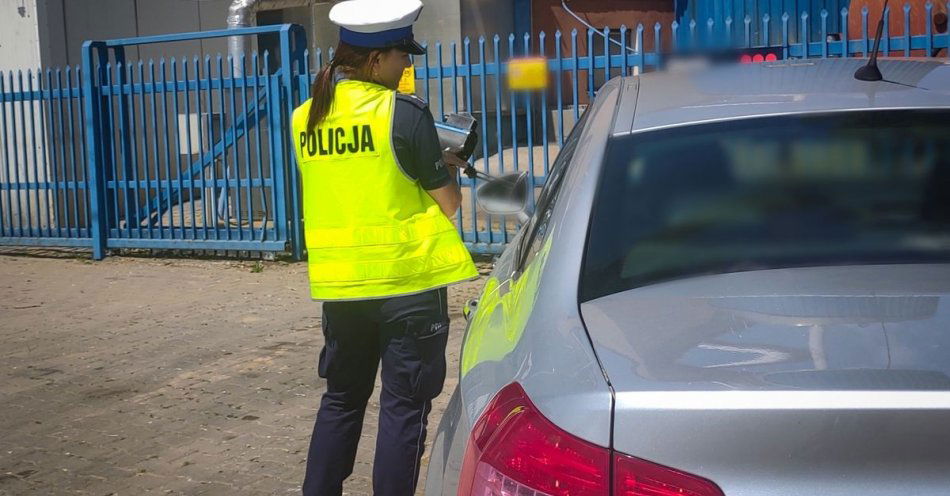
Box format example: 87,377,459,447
227,0,318,72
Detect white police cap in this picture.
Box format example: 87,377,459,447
329,0,426,55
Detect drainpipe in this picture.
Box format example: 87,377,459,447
227,0,314,74
223,0,313,229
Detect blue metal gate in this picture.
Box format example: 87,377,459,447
677,0,853,45
1,3,948,259
0,24,308,260
405,2,950,254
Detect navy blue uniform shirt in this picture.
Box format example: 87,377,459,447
392,93,452,191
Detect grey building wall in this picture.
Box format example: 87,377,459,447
461,0,513,44
0,0,45,70
3,1,474,97
3,0,333,70
41,0,237,67
460,0,514,112
412,0,461,112
0,0,54,229
13,1,468,70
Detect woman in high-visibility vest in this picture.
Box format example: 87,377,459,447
292,1,478,495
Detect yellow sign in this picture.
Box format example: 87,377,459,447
397,65,416,94
507,57,549,91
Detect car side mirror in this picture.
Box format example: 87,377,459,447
462,298,478,322
475,172,529,220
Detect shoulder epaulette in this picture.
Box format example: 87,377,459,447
395,92,429,110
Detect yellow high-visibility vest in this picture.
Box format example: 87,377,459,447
291,80,477,301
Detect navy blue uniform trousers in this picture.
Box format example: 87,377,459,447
302,287,450,496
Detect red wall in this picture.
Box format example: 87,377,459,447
531,0,675,52
531,0,675,104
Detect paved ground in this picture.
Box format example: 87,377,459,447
0,249,489,495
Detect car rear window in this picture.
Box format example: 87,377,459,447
581,110,950,302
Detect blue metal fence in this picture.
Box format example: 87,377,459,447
1,3,948,259
1,66,90,247
80,25,308,260
403,2,950,253
678,0,853,45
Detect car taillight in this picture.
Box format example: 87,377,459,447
457,382,609,496
615,454,724,496
457,383,725,496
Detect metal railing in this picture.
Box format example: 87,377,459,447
1,25,307,259
1,65,91,248
1,3,949,258
402,2,950,253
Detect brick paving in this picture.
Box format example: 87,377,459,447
0,250,487,495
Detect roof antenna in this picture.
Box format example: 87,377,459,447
854,0,889,81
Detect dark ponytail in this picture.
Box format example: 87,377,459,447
306,42,382,131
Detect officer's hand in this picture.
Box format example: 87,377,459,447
441,151,469,173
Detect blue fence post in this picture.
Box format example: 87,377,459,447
0,73,4,236
862,6,870,56
451,48,466,243
821,10,829,58
264,52,289,254
801,11,810,57
782,12,790,59
463,36,477,241
539,30,550,183
841,8,849,58
570,29,579,122
523,32,536,214
113,47,139,231
586,29,595,99
0,74,10,237
602,27,610,92
882,4,891,55
636,24,645,73
554,30,564,146
43,68,61,238
81,41,109,259
689,17,698,49
506,33,520,235
477,35,491,248
436,41,445,119
279,24,307,260
215,55,229,241
671,20,679,52
619,26,629,76
744,15,752,47
25,70,39,238
724,16,733,47
491,34,506,243
924,2,933,57
903,3,912,57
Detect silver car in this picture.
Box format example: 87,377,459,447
425,57,950,496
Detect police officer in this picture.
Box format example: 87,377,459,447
291,1,478,494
